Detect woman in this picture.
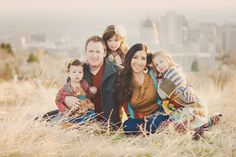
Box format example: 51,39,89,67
115,43,222,137
115,43,169,135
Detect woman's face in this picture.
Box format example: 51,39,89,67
107,35,121,52
131,50,147,74
152,56,170,73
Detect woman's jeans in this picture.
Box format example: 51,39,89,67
123,108,169,135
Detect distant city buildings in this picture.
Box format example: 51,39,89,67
21,34,56,51
221,24,236,54
140,18,160,50
159,11,188,52
19,34,82,57
1,10,236,71
139,11,236,71
171,52,217,71
140,11,236,55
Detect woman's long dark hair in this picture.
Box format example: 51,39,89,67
114,43,152,103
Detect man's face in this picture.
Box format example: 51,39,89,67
86,41,106,68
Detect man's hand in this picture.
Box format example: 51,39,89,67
64,96,80,110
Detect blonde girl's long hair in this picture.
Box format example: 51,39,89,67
102,25,129,60
152,50,177,68
151,50,179,78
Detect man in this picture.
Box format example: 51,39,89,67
63,35,121,128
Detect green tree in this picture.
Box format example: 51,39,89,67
0,43,14,55
0,43,6,49
191,58,199,72
27,53,39,63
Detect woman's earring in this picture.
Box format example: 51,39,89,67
143,67,148,74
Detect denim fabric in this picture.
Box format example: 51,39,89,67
123,108,169,135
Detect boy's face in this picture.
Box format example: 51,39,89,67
68,65,84,83
86,41,106,69
153,56,170,73
107,35,121,52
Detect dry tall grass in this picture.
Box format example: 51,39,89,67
0,67,236,157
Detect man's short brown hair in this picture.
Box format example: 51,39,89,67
85,35,107,52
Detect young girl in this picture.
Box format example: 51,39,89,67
55,59,97,123
152,50,222,135
102,25,129,66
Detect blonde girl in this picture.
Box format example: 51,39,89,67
152,50,222,137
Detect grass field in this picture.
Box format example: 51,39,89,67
0,67,236,157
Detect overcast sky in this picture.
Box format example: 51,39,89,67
1,0,236,13
0,0,236,52
0,0,236,33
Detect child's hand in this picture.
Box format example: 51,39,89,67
89,86,97,95
114,55,122,65
108,54,115,63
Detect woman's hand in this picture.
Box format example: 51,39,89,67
64,96,80,110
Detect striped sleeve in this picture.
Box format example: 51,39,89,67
159,67,186,97
163,67,185,86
